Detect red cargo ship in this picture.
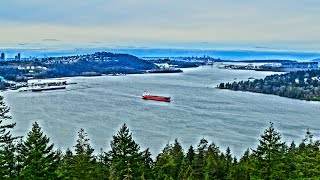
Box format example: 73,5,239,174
142,92,171,102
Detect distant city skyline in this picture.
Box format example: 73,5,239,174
0,0,319,51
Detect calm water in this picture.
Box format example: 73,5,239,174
2,66,320,157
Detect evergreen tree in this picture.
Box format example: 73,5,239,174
203,142,220,179
142,148,154,179
70,128,96,179
179,146,195,179
56,148,74,179
179,158,196,179
295,129,320,178
95,148,110,180
251,122,286,180
0,96,21,178
285,141,298,179
235,148,251,180
155,143,176,179
0,140,19,178
193,138,208,179
186,145,195,164
171,139,184,179
225,147,232,174
0,96,17,145
19,122,59,179
204,153,218,180
109,123,144,179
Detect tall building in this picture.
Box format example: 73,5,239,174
15,53,21,61
0,53,4,60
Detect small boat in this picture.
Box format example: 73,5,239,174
142,92,171,102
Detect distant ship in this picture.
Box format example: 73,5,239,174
145,64,183,74
19,79,67,92
147,68,183,73
142,92,171,102
30,86,66,92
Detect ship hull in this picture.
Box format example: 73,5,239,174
142,95,171,102
31,86,66,92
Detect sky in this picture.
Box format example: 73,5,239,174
0,0,319,51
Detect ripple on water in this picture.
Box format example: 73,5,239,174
2,66,320,157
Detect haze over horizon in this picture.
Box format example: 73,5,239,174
0,0,319,51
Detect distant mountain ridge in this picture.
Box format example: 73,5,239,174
311,58,320,62
2,47,320,61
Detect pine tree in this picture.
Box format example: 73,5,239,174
186,145,195,164
171,139,184,179
225,147,233,176
204,153,218,180
0,96,21,178
295,129,320,178
203,142,220,179
70,128,96,179
193,138,208,179
155,143,175,179
179,146,195,179
109,123,144,179
0,96,17,145
285,141,298,179
19,122,59,179
56,148,74,179
0,140,18,178
95,148,110,179
251,122,287,180
235,148,251,180
142,148,154,179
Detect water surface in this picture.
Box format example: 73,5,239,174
3,66,320,157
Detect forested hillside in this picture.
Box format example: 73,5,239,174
0,52,157,82
1,96,320,179
218,70,320,101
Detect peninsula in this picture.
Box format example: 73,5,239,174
218,69,320,101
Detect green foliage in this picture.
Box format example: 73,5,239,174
0,140,21,179
19,122,59,179
0,96,18,145
155,140,184,179
56,148,73,179
251,122,287,179
68,128,97,179
155,143,176,179
219,69,320,101
142,148,155,179
294,129,320,179
0,96,21,178
193,138,208,179
109,123,144,179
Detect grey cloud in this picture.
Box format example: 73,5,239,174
0,0,320,47
42,39,60,42
1,0,318,27
18,43,29,46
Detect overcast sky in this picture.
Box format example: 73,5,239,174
0,0,319,50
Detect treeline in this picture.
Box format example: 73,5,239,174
1,97,320,179
218,69,320,101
